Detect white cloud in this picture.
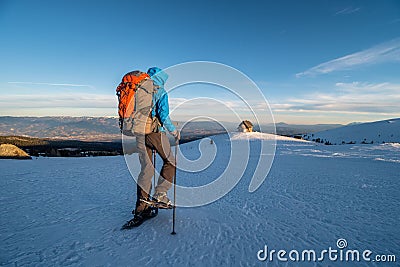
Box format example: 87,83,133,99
168,97,271,123
0,92,117,117
0,93,263,121
271,82,400,116
335,7,361,15
0,93,115,109
8,81,95,89
169,97,248,114
296,38,400,77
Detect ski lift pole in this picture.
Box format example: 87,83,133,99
171,139,178,235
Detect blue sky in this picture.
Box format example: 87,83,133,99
0,0,399,124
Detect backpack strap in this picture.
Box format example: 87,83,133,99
150,83,161,132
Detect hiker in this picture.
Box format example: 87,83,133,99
133,67,180,225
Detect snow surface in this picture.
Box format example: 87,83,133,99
1,133,399,266
303,118,400,145
230,131,309,142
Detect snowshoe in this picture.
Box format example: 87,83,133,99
153,192,173,208
121,207,158,229
143,199,174,209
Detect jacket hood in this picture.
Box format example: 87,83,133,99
147,67,168,87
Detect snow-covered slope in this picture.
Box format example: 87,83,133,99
303,118,400,144
0,133,399,266
230,131,309,142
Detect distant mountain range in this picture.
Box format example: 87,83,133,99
303,118,400,144
0,116,120,141
273,122,343,136
0,116,344,141
3,117,396,156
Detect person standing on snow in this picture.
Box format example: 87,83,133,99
132,67,180,226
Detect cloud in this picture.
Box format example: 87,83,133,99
0,93,115,109
335,7,361,15
169,97,249,114
8,81,95,89
296,38,400,77
389,18,400,24
169,97,268,113
168,97,271,123
0,93,265,122
271,82,400,116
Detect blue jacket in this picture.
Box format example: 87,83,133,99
147,67,176,133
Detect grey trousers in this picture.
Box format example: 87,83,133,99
135,132,175,212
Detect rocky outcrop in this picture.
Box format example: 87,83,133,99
0,144,31,159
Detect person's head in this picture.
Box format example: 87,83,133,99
147,67,168,87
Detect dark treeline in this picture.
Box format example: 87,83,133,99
0,132,224,157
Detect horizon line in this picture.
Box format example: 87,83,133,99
1,115,398,126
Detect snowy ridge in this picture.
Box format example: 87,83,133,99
230,131,309,142
303,118,400,144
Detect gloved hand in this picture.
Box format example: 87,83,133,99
171,130,180,141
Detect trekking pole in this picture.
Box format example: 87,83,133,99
171,139,178,235
153,149,156,194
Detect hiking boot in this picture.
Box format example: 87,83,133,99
153,192,172,206
132,198,157,215
141,206,158,218
124,207,158,229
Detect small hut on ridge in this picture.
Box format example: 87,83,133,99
237,120,253,132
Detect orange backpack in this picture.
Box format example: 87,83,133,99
116,71,152,135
